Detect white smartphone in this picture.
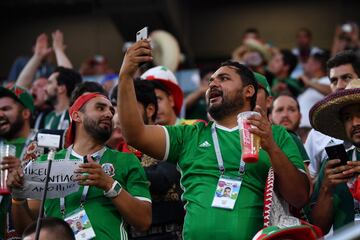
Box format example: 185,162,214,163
136,27,148,42
37,129,63,149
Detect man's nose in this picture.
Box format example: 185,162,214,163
352,116,360,125
105,109,114,119
208,78,219,88
336,79,348,90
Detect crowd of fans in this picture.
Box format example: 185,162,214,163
1,22,360,240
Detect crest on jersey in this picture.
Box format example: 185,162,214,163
102,163,115,177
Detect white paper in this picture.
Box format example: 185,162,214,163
12,159,82,199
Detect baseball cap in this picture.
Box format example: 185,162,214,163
0,85,34,113
254,72,271,96
141,66,184,115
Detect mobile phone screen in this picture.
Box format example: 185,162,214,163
136,27,148,42
325,144,349,166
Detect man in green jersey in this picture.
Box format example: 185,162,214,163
8,93,151,239
117,40,309,239
0,85,35,239
44,67,82,130
268,49,303,97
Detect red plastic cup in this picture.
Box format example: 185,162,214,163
0,144,16,195
237,111,261,163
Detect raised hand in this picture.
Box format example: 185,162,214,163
34,33,52,59
119,40,152,80
52,29,66,52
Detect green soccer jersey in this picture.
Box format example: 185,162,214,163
0,137,27,238
38,148,151,240
288,130,310,163
163,122,305,240
44,110,70,130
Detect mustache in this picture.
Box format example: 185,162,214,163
351,125,360,137
280,117,291,124
0,117,9,126
99,117,113,126
208,87,223,97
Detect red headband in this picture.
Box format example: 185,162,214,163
65,93,107,147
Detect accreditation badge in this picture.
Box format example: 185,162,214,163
211,176,242,210
355,199,360,222
65,208,96,240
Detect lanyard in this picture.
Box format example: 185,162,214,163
59,146,106,216
211,123,246,177
34,112,44,131
46,110,67,130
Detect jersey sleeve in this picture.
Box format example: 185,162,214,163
289,131,310,163
162,125,187,163
121,154,151,202
273,125,306,172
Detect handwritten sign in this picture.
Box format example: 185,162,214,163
12,159,82,199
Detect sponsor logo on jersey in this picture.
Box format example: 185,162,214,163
199,141,211,148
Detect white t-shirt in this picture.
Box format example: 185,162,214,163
298,76,330,128
305,129,343,178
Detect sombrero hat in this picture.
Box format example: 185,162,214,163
309,79,360,141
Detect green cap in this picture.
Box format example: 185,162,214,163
0,85,34,113
254,72,271,96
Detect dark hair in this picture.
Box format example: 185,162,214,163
134,79,158,122
272,92,301,112
327,50,360,77
70,81,107,106
22,217,75,240
220,60,258,110
200,66,217,79
280,49,298,75
243,28,260,38
151,81,171,96
54,67,82,98
110,79,158,122
311,51,330,73
297,28,312,38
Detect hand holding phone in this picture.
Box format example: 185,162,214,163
136,27,150,67
325,144,349,166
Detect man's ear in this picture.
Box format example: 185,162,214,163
283,64,290,76
145,104,156,122
57,84,66,95
71,111,82,123
168,95,175,108
22,108,31,121
266,96,273,110
244,85,255,99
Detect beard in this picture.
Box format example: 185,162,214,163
207,89,245,121
83,116,113,144
0,112,25,140
47,94,58,106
